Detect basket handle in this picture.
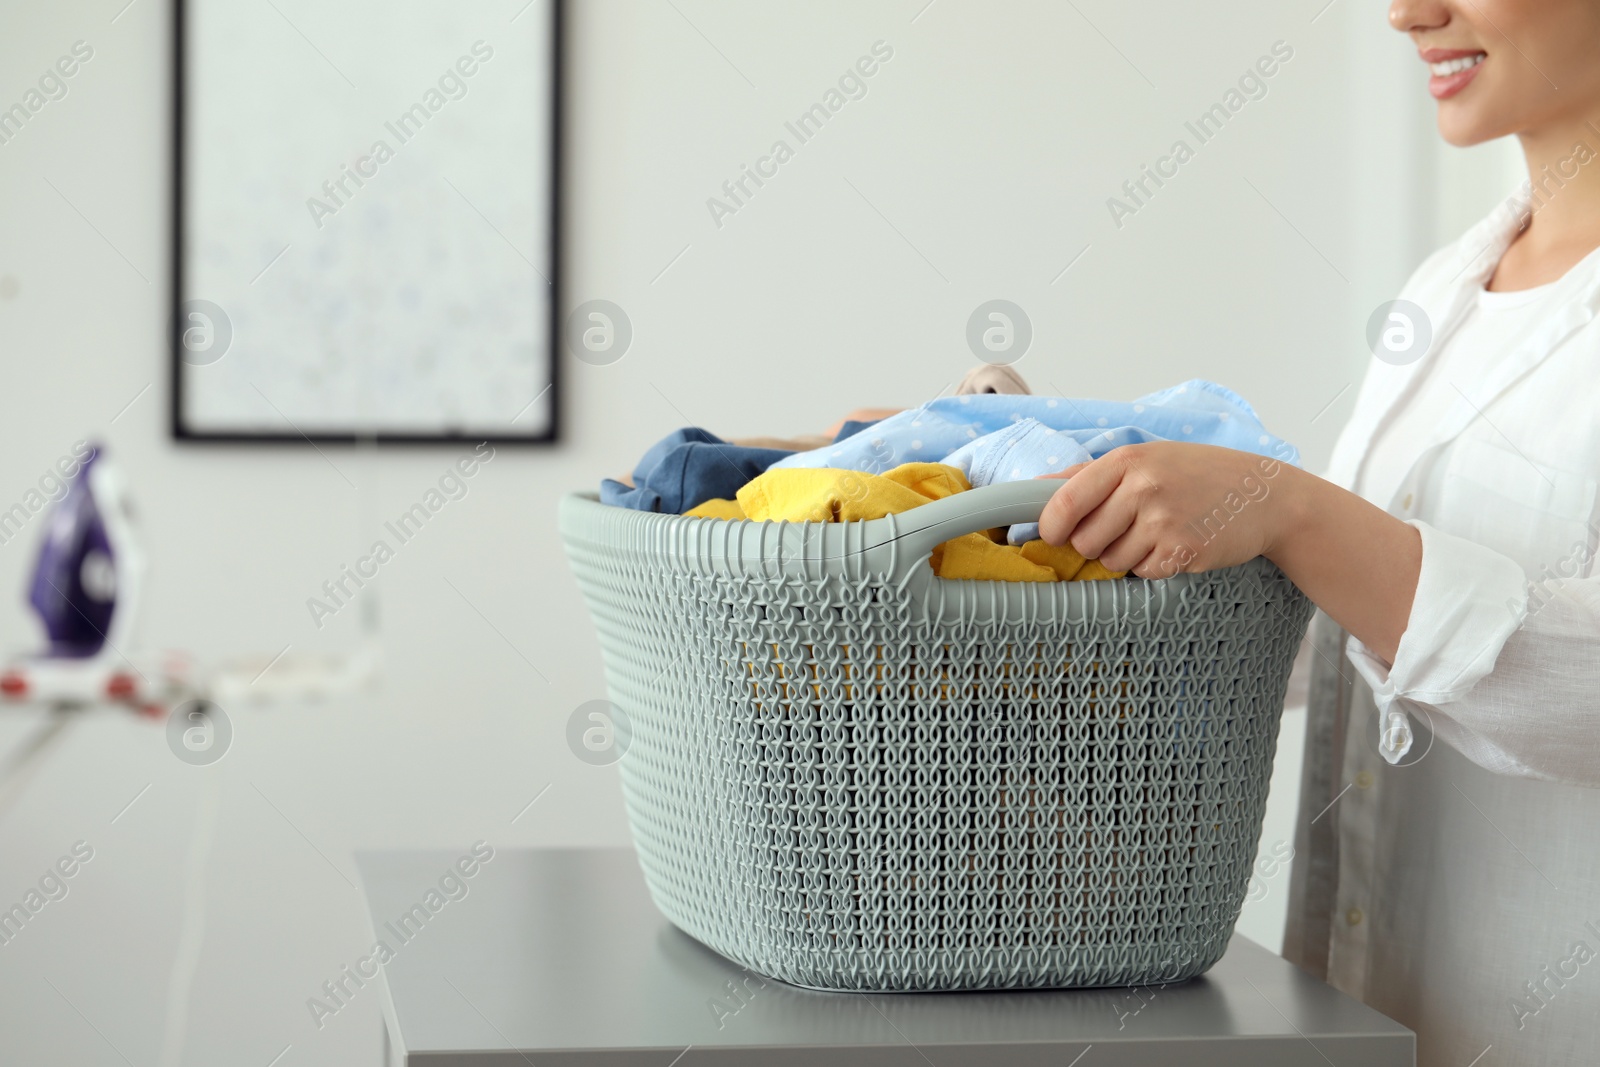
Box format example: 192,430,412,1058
864,478,1065,580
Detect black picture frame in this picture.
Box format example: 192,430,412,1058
171,0,563,445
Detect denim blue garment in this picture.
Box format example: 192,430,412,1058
600,428,793,514
769,379,1301,543
832,418,881,443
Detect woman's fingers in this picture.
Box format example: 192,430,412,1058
1038,443,1288,576
1038,455,1123,545
1036,461,1091,481
1067,485,1143,561
1096,523,1160,575
1128,541,1188,580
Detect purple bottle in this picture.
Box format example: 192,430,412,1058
28,445,118,658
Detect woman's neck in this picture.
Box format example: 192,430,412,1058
1492,114,1600,291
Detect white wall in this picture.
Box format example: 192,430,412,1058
0,1,1454,1061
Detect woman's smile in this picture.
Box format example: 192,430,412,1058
1421,46,1486,99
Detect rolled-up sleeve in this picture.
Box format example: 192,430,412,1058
1344,520,1600,784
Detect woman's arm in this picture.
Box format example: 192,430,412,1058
1261,465,1423,663
1036,442,1422,662
1040,441,1600,784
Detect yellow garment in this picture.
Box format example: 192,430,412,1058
1020,540,1123,581
683,497,745,521
685,462,1124,582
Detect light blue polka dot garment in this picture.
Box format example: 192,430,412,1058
768,379,1301,544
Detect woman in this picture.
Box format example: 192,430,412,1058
1038,1,1600,1062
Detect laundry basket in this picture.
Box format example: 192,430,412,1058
560,479,1313,991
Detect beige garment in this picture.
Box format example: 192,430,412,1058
727,433,832,452
955,364,1030,396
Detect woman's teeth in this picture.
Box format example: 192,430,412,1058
1430,53,1485,76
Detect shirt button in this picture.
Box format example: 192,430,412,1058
1401,493,1413,511
1355,771,1374,790
1346,908,1364,926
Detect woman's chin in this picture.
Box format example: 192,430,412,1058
1435,108,1501,148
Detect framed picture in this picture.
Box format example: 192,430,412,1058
173,0,561,443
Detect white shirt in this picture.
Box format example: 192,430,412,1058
1282,187,1600,1067
1363,280,1560,513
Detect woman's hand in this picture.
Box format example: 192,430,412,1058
1039,441,1423,664
1037,443,1297,579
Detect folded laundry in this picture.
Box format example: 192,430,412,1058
772,379,1299,544
600,378,1295,560
600,428,793,514
685,462,1122,583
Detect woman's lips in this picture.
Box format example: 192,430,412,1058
1426,51,1486,100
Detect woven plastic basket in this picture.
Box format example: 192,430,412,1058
561,479,1313,991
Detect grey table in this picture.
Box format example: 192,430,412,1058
355,848,1413,1066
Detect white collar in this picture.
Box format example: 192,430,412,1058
1327,184,1600,494
1442,184,1536,293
